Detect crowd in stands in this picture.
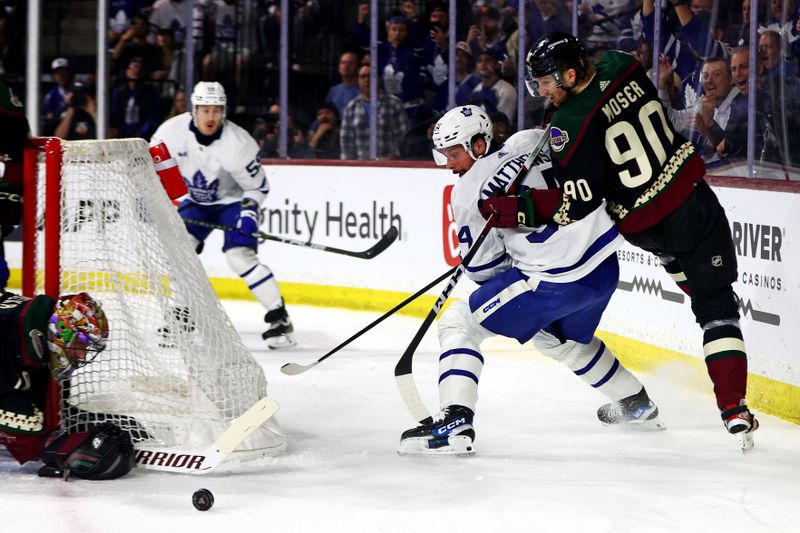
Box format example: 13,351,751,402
9,0,800,173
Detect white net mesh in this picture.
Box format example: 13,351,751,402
31,138,285,457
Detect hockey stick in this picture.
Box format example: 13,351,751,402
394,128,551,424
133,397,279,474
184,218,399,259
280,266,458,375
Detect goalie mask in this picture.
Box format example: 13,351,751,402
431,105,493,165
191,81,227,121
47,293,109,381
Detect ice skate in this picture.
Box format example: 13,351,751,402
722,400,759,453
262,301,297,349
597,387,666,430
157,306,195,348
398,405,475,456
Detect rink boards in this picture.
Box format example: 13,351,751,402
5,162,799,423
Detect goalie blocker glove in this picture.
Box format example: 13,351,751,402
38,422,135,480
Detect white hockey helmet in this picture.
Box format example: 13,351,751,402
431,105,493,165
191,81,227,120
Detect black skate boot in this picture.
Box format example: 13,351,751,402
721,400,759,453
262,300,296,349
397,405,475,456
157,306,195,348
597,387,666,430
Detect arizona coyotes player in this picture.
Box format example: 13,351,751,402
0,291,135,479
481,32,757,451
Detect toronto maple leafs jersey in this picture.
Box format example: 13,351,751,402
151,112,269,206
452,129,623,285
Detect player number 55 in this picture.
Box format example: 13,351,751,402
246,159,260,177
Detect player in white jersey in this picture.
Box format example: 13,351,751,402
151,81,295,348
398,106,663,455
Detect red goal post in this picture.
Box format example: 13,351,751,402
21,137,286,463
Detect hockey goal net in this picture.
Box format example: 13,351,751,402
22,137,285,461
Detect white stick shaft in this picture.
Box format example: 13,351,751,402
134,397,280,474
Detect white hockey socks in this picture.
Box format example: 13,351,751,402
533,332,643,402
436,302,493,412
226,248,282,310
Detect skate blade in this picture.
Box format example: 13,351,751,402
267,334,298,350
601,416,667,431
397,435,474,456
737,431,755,453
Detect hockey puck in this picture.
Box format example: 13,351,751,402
192,488,214,511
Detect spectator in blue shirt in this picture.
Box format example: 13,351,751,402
42,58,73,136
325,51,361,117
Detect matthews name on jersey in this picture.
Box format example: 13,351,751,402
151,112,269,205
545,50,705,234
453,129,623,285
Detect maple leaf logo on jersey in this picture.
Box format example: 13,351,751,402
187,170,219,203
549,127,570,152
599,80,610,91
382,64,404,96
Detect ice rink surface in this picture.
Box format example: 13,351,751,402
2,300,799,533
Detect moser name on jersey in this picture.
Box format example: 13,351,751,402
601,80,646,121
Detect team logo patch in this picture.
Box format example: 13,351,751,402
460,107,473,117
549,127,570,152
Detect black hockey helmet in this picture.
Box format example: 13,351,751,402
525,32,587,96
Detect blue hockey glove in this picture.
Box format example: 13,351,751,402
230,198,261,248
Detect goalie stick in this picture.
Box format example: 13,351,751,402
394,127,551,424
281,266,458,375
133,397,280,474
184,218,399,259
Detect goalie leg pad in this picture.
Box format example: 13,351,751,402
0,392,45,435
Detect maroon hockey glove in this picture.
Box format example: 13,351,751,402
478,193,537,228
38,422,135,480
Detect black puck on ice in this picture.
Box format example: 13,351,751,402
192,488,214,511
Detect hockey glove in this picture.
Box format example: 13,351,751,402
478,193,536,228
230,198,261,248
38,422,135,480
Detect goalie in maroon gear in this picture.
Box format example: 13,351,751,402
0,291,116,470
46,292,109,381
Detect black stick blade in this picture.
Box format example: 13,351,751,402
361,226,399,259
